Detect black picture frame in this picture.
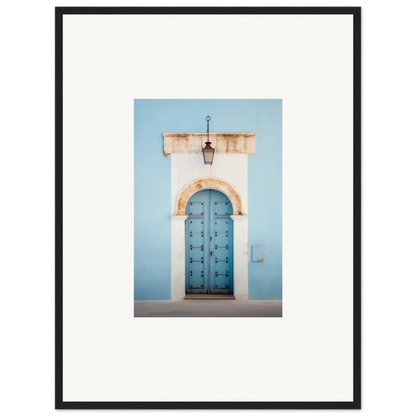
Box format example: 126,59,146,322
56,6,361,409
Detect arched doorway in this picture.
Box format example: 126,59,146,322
185,189,233,295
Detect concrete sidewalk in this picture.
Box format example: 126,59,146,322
134,300,282,317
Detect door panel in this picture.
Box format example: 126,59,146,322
185,193,209,294
213,201,230,216
209,194,233,294
189,258,205,289
185,189,233,295
188,201,205,217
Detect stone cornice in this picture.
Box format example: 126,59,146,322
163,133,255,155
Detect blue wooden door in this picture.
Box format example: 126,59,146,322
185,189,233,294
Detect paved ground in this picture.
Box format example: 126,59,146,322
134,300,282,317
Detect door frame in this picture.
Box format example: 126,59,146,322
171,178,248,300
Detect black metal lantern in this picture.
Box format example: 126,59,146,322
202,116,215,165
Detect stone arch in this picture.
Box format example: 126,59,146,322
174,178,243,216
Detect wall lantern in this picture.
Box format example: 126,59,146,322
202,116,215,165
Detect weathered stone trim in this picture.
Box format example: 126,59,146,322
163,133,255,155
230,214,248,221
172,215,188,221
174,178,244,216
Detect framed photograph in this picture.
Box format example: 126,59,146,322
56,7,361,409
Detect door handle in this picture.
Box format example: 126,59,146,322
210,251,212,256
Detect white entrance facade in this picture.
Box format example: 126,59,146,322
166,133,255,300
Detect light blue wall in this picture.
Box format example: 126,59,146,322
134,100,282,300
247,101,282,299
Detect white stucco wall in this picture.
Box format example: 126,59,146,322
171,153,248,300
